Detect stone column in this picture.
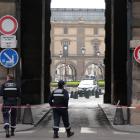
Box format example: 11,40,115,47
130,40,140,124
0,0,16,123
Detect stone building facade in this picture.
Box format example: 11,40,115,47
51,8,105,81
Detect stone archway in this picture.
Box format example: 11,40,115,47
51,60,77,82
85,61,105,79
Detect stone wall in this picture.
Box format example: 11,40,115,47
130,1,140,124
0,0,16,124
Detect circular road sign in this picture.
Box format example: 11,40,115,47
134,46,140,63
0,49,19,68
0,15,18,35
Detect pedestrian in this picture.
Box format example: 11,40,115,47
0,74,22,138
48,80,74,138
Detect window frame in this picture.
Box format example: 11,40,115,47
94,28,98,35
64,28,68,34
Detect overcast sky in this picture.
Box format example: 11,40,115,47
51,0,105,9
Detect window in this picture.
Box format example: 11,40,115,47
64,28,68,34
93,43,99,55
94,71,96,75
94,65,96,69
93,43,99,50
94,28,98,35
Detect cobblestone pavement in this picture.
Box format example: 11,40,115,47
0,96,140,139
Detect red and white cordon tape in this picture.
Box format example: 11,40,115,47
0,106,140,109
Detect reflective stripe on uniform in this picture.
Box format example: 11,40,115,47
54,126,59,128
4,123,9,126
54,89,63,93
65,125,71,129
4,88,17,90
53,94,64,97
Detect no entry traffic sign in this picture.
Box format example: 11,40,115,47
134,46,140,63
0,15,18,35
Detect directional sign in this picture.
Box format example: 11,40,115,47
0,15,18,35
134,46,140,63
0,49,18,68
1,35,17,48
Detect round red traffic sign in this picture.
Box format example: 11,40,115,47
134,46,140,63
0,15,18,35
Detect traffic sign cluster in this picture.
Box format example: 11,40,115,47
0,15,18,68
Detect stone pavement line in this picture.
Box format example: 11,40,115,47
49,127,97,134
113,132,129,134
81,127,97,133
16,131,35,134
34,108,52,126
49,127,66,133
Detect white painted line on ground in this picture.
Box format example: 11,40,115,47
81,127,97,134
113,132,129,134
59,127,66,133
16,130,34,134
49,127,66,133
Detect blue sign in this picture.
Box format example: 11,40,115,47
0,49,18,68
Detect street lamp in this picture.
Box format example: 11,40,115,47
59,51,62,80
63,41,68,88
96,49,100,87
81,45,86,79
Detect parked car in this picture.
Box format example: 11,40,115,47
55,78,59,82
77,80,98,93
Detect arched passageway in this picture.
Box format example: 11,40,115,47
54,63,77,82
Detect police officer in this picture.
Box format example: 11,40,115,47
0,74,22,138
48,80,74,138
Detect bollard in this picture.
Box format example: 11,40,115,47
95,90,99,98
88,90,90,96
80,90,83,97
22,104,34,124
75,91,78,99
70,91,74,98
73,92,76,99
92,90,95,96
87,90,90,98
99,89,102,95
85,91,89,99
84,90,86,97
84,90,87,98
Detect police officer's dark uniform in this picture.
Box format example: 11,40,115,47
0,75,22,138
48,80,74,138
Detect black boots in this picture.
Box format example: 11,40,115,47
53,130,74,138
11,128,15,136
66,129,74,137
6,128,10,138
53,131,59,138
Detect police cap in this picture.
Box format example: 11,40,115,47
58,80,65,87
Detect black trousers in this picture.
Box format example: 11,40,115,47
53,108,71,131
2,101,17,129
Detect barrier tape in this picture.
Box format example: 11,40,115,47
0,106,140,109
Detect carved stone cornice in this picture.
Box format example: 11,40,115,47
51,24,104,28
60,38,71,45
91,38,101,45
